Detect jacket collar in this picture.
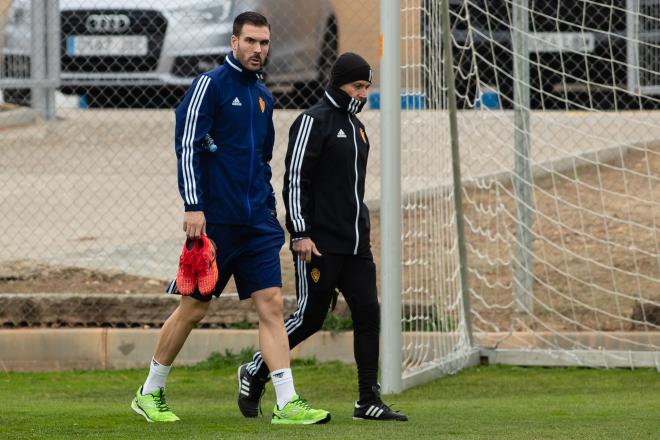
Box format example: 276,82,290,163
324,86,366,115
224,52,264,83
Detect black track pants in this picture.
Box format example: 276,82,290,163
246,252,380,401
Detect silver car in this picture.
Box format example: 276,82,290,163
2,0,338,107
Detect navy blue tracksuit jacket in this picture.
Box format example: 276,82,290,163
174,52,276,225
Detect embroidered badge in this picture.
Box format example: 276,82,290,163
311,267,320,283
360,127,367,144
259,96,266,113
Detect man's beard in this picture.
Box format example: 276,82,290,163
237,44,264,70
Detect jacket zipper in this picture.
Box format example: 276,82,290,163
246,85,255,222
347,114,360,255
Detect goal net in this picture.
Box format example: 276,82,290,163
397,0,660,388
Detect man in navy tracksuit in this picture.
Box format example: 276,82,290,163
237,53,408,422
131,12,329,425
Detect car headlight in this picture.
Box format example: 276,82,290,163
168,0,232,25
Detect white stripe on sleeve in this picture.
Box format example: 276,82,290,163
288,114,314,232
181,75,211,205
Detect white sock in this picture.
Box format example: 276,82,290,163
271,368,296,409
142,357,171,395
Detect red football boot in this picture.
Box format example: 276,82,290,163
176,238,197,295
196,235,219,296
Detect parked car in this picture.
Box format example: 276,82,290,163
2,0,338,108
422,0,660,110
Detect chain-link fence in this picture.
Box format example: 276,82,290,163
0,0,383,327
2,0,660,367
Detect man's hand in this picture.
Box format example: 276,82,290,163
292,238,322,263
183,211,206,239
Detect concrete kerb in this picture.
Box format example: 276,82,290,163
0,328,356,372
3,329,660,372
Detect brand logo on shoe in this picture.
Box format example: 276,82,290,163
140,399,156,410
311,267,320,283
279,409,300,418
337,129,347,138
232,97,242,106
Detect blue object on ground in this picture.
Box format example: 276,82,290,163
475,90,501,109
368,91,426,110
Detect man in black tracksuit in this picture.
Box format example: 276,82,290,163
238,53,408,422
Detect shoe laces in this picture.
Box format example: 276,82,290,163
380,400,403,415
290,396,313,411
197,256,211,276
180,252,195,268
196,241,215,276
154,388,172,413
367,398,397,413
180,241,196,270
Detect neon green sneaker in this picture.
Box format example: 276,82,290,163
131,386,180,422
271,394,331,425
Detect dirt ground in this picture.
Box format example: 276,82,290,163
464,143,660,332
1,143,658,333
0,259,168,294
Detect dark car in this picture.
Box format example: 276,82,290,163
423,0,660,110
2,0,338,108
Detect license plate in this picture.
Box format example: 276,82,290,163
528,32,595,53
66,35,148,56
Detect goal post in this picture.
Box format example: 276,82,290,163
380,0,403,395
381,0,480,394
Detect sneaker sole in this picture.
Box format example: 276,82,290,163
131,398,179,423
271,413,331,425
237,365,259,418
352,416,408,422
131,398,154,423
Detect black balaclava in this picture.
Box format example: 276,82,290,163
325,52,372,114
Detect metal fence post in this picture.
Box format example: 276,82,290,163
512,0,534,312
380,0,402,395
30,0,47,118
45,0,60,120
441,0,473,346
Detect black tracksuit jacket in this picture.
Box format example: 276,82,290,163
283,89,371,255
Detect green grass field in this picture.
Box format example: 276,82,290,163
1,353,659,439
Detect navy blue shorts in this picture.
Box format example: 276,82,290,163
168,214,285,301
